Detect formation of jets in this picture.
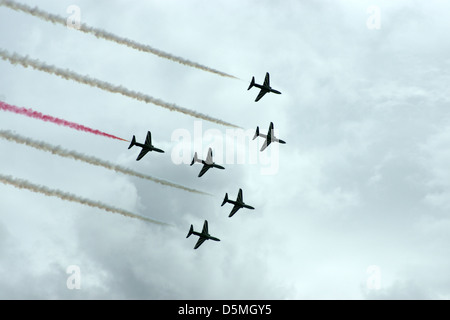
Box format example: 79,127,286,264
128,72,285,249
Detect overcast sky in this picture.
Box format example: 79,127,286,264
1,0,450,299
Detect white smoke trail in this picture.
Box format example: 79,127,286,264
0,0,237,79
0,130,210,196
0,174,168,225
0,49,241,129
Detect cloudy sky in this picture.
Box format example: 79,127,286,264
1,0,450,299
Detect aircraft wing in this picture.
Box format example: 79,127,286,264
228,204,242,218
255,89,267,102
194,237,207,249
136,149,149,161
206,147,213,164
264,72,270,86
202,220,209,234
145,131,152,146
237,188,243,202
265,123,273,146
267,122,273,138
198,164,211,177
260,138,270,152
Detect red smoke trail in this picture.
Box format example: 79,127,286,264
0,101,128,142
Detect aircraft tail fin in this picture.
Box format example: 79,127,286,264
190,152,198,166
247,76,255,90
221,193,228,207
186,224,194,238
128,135,136,149
253,126,259,140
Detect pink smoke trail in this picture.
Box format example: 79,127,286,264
0,100,128,142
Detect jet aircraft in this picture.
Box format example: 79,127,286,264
247,72,282,102
128,131,164,161
253,122,286,151
221,188,255,217
190,147,225,177
186,220,220,249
